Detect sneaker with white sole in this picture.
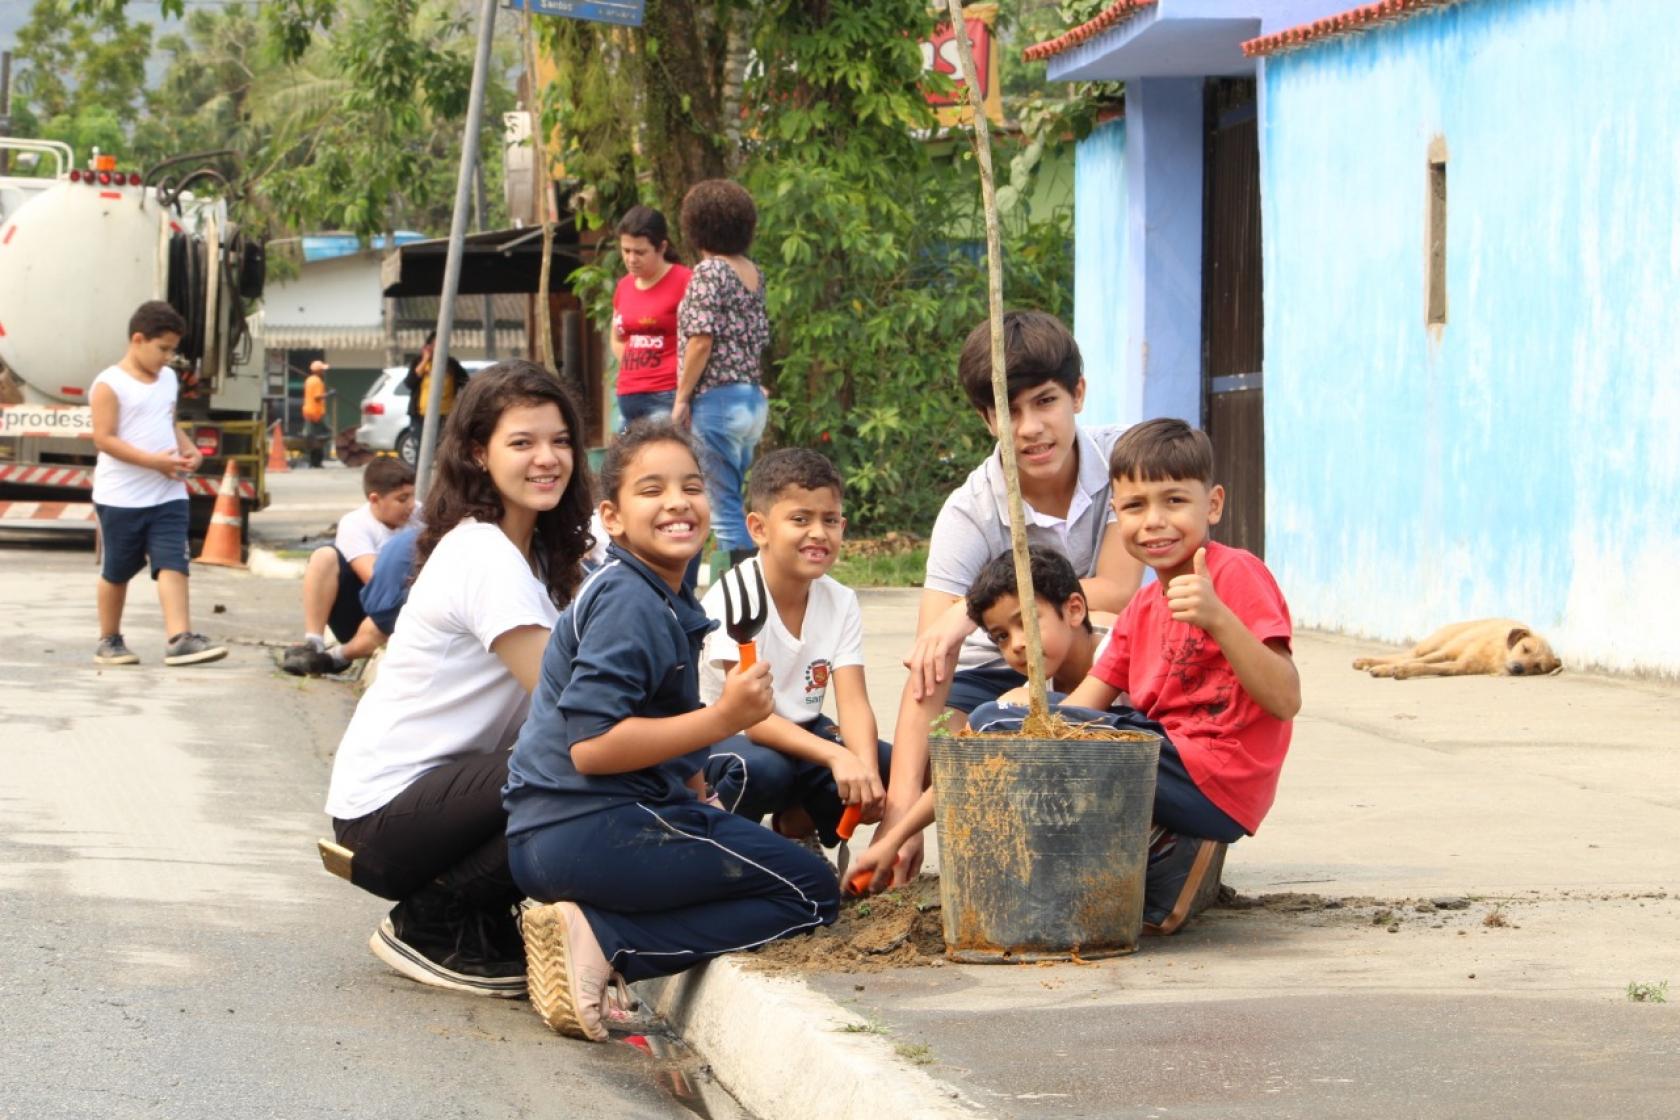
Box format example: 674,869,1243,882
163,632,228,667
94,634,140,665
369,891,527,998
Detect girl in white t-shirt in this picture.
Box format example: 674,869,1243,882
324,361,595,998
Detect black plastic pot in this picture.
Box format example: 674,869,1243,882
928,730,1161,963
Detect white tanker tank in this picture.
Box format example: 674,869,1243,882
0,141,270,549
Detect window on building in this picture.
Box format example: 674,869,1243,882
1427,149,1448,326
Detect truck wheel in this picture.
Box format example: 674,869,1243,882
396,427,419,466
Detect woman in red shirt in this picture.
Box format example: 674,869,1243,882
610,206,692,430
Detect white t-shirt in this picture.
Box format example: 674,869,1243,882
334,503,395,564
324,520,560,819
90,365,188,508
698,558,866,724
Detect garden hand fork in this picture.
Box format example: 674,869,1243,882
721,560,769,670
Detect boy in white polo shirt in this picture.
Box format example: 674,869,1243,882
89,301,226,667
698,448,889,851
879,310,1144,883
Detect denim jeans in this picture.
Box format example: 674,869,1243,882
690,382,768,552
618,389,677,431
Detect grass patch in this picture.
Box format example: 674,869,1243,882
836,1018,889,1035
1627,980,1669,1004
894,1041,934,1066
831,544,927,589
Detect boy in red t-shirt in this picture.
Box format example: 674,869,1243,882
1065,417,1300,933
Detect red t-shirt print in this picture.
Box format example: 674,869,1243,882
1092,540,1294,835
612,264,692,396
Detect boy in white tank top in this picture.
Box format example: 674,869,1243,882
88,301,227,667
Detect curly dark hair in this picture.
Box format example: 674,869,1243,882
680,180,758,256
747,447,843,513
413,361,595,609
598,417,704,507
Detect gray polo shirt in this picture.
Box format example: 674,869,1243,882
925,424,1125,672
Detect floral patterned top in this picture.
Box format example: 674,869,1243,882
677,256,770,394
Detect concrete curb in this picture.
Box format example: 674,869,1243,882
638,957,981,1120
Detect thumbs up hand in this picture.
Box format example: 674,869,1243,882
1165,546,1227,631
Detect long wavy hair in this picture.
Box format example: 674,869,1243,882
414,361,595,608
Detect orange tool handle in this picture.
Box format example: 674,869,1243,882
737,641,757,671
837,803,863,841
848,870,875,895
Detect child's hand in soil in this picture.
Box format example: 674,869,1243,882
718,660,774,731
846,836,897,896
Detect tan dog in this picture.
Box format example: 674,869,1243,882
1352,619,1561,679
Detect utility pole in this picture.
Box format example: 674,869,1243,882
1,52,13,176
415,0,498,497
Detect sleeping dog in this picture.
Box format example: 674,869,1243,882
1353,619,1561,679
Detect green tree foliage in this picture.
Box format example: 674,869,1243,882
9,0,152,166
254,0,509,239
551,0,1076,531
13,0,510,241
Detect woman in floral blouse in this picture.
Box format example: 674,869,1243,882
675,179,771,569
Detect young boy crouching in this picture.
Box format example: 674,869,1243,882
858,420,1300,936
699,449,890,854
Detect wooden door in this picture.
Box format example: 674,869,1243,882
1201,78,1265,557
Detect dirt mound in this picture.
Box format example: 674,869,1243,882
749,876,947,973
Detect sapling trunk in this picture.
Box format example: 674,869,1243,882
942,0,1051,725
524,13,558,374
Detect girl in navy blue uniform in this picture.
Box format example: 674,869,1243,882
504,420,839,1040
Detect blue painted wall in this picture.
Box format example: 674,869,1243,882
1073,116,1129,428
1260,0,1680,674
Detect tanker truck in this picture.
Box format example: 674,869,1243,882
0,139,269,554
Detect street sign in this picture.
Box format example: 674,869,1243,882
503,0,644,27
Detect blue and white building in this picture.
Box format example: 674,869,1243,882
1033,0,1680,675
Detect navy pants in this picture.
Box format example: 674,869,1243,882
704,715,892,847
507,799,839,983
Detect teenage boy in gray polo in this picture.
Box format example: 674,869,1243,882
880,310,1142,883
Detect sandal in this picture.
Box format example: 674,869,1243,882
520,901,615,1041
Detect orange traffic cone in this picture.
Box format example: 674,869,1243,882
266,420,290,473
195,459,246,568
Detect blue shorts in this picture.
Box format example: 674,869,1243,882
359,525,418,635
95,500,190,584
945,664,1028,714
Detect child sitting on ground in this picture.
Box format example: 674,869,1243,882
849,545,1107,890
860,420,1300,935
505,421,839,1042
698,448,889,857
283,457,416,675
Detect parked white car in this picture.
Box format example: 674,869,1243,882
356,361,495,465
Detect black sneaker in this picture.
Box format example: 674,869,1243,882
281,644,338,676
163,632,228,667
369,890,527,998
1142,833,1227,936
94,634,140,665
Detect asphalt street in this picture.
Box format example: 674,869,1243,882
0,473,744,1120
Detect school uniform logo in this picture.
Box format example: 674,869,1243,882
803,659,831,706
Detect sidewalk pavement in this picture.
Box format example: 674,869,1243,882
651,591,1680,1119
